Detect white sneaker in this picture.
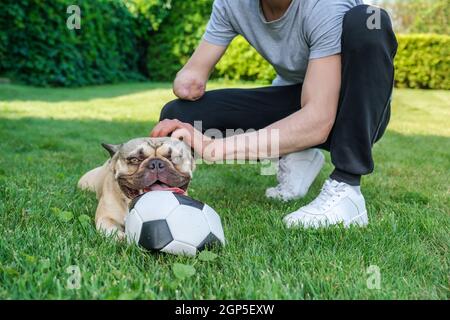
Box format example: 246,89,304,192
265,149,325,201
283,179,368,229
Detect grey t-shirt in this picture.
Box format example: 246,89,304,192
203,0,363,85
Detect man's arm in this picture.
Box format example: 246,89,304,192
173,40,227,101
212,55,341,159
151,55,341,160
265,54,341,153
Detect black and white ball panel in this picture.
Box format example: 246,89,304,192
172,193,205,210
139,219,173,250
165,205,211,247
160,240,197,256
131,191,180,220
125,191,225,256
125,208,142,244
202,204,225,244
197,232,223,251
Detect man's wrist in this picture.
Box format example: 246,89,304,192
202,139,225,162
202,139,223,162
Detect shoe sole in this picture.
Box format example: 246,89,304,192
285,211,369,229
344,210,369,227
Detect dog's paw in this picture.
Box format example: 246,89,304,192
100,228,126,241
96,219,126,241
78,166,104,192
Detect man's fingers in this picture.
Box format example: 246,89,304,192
171,128,191,144
150,120,167,137
150,124,160,137
160,124,181,137
155,123,175,137
150,119,186,137
150,120,165,137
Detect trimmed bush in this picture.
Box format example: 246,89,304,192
218,34,450,89
146,0,276,83
1,1,448,90
395,34,449,90
149,7,449,90
147,0,213,81
215,36,275,84
0,0,146,86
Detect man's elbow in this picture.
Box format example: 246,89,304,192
315,116,335,145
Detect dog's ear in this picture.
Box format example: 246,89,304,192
101,143,120,157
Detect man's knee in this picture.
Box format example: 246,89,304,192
342,5,396,52
159,99,184,121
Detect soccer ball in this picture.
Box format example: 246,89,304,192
125,191,225,256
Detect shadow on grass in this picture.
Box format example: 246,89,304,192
0,82,172,102
1,116,449,178
1,114,449,299
0,117,157,155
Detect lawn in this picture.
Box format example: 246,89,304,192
0,82,449,299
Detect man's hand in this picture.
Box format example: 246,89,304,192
153,56,340,163
151,119,194,139
150,119,215,160
173,69,206,101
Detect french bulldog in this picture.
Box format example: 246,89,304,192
78,137,195,239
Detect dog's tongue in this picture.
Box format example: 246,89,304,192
144,183,185,195
164,187,185,194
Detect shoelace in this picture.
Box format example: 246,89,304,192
310,180,347,210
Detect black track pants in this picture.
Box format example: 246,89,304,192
159,5,398,186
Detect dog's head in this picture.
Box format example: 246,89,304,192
103,137,195,199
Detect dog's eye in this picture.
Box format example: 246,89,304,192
171,154,182,164
127,157,141,165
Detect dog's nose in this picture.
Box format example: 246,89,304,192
148,159,166,171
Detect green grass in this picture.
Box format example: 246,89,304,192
0,82,449,299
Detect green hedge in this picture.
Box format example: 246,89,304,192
149,4,449,90
217,34,450,89
147,0,213,81
395,34,449,90
1,0,448,90
215,36,275,83
0,0,145,86
145,0,276,82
